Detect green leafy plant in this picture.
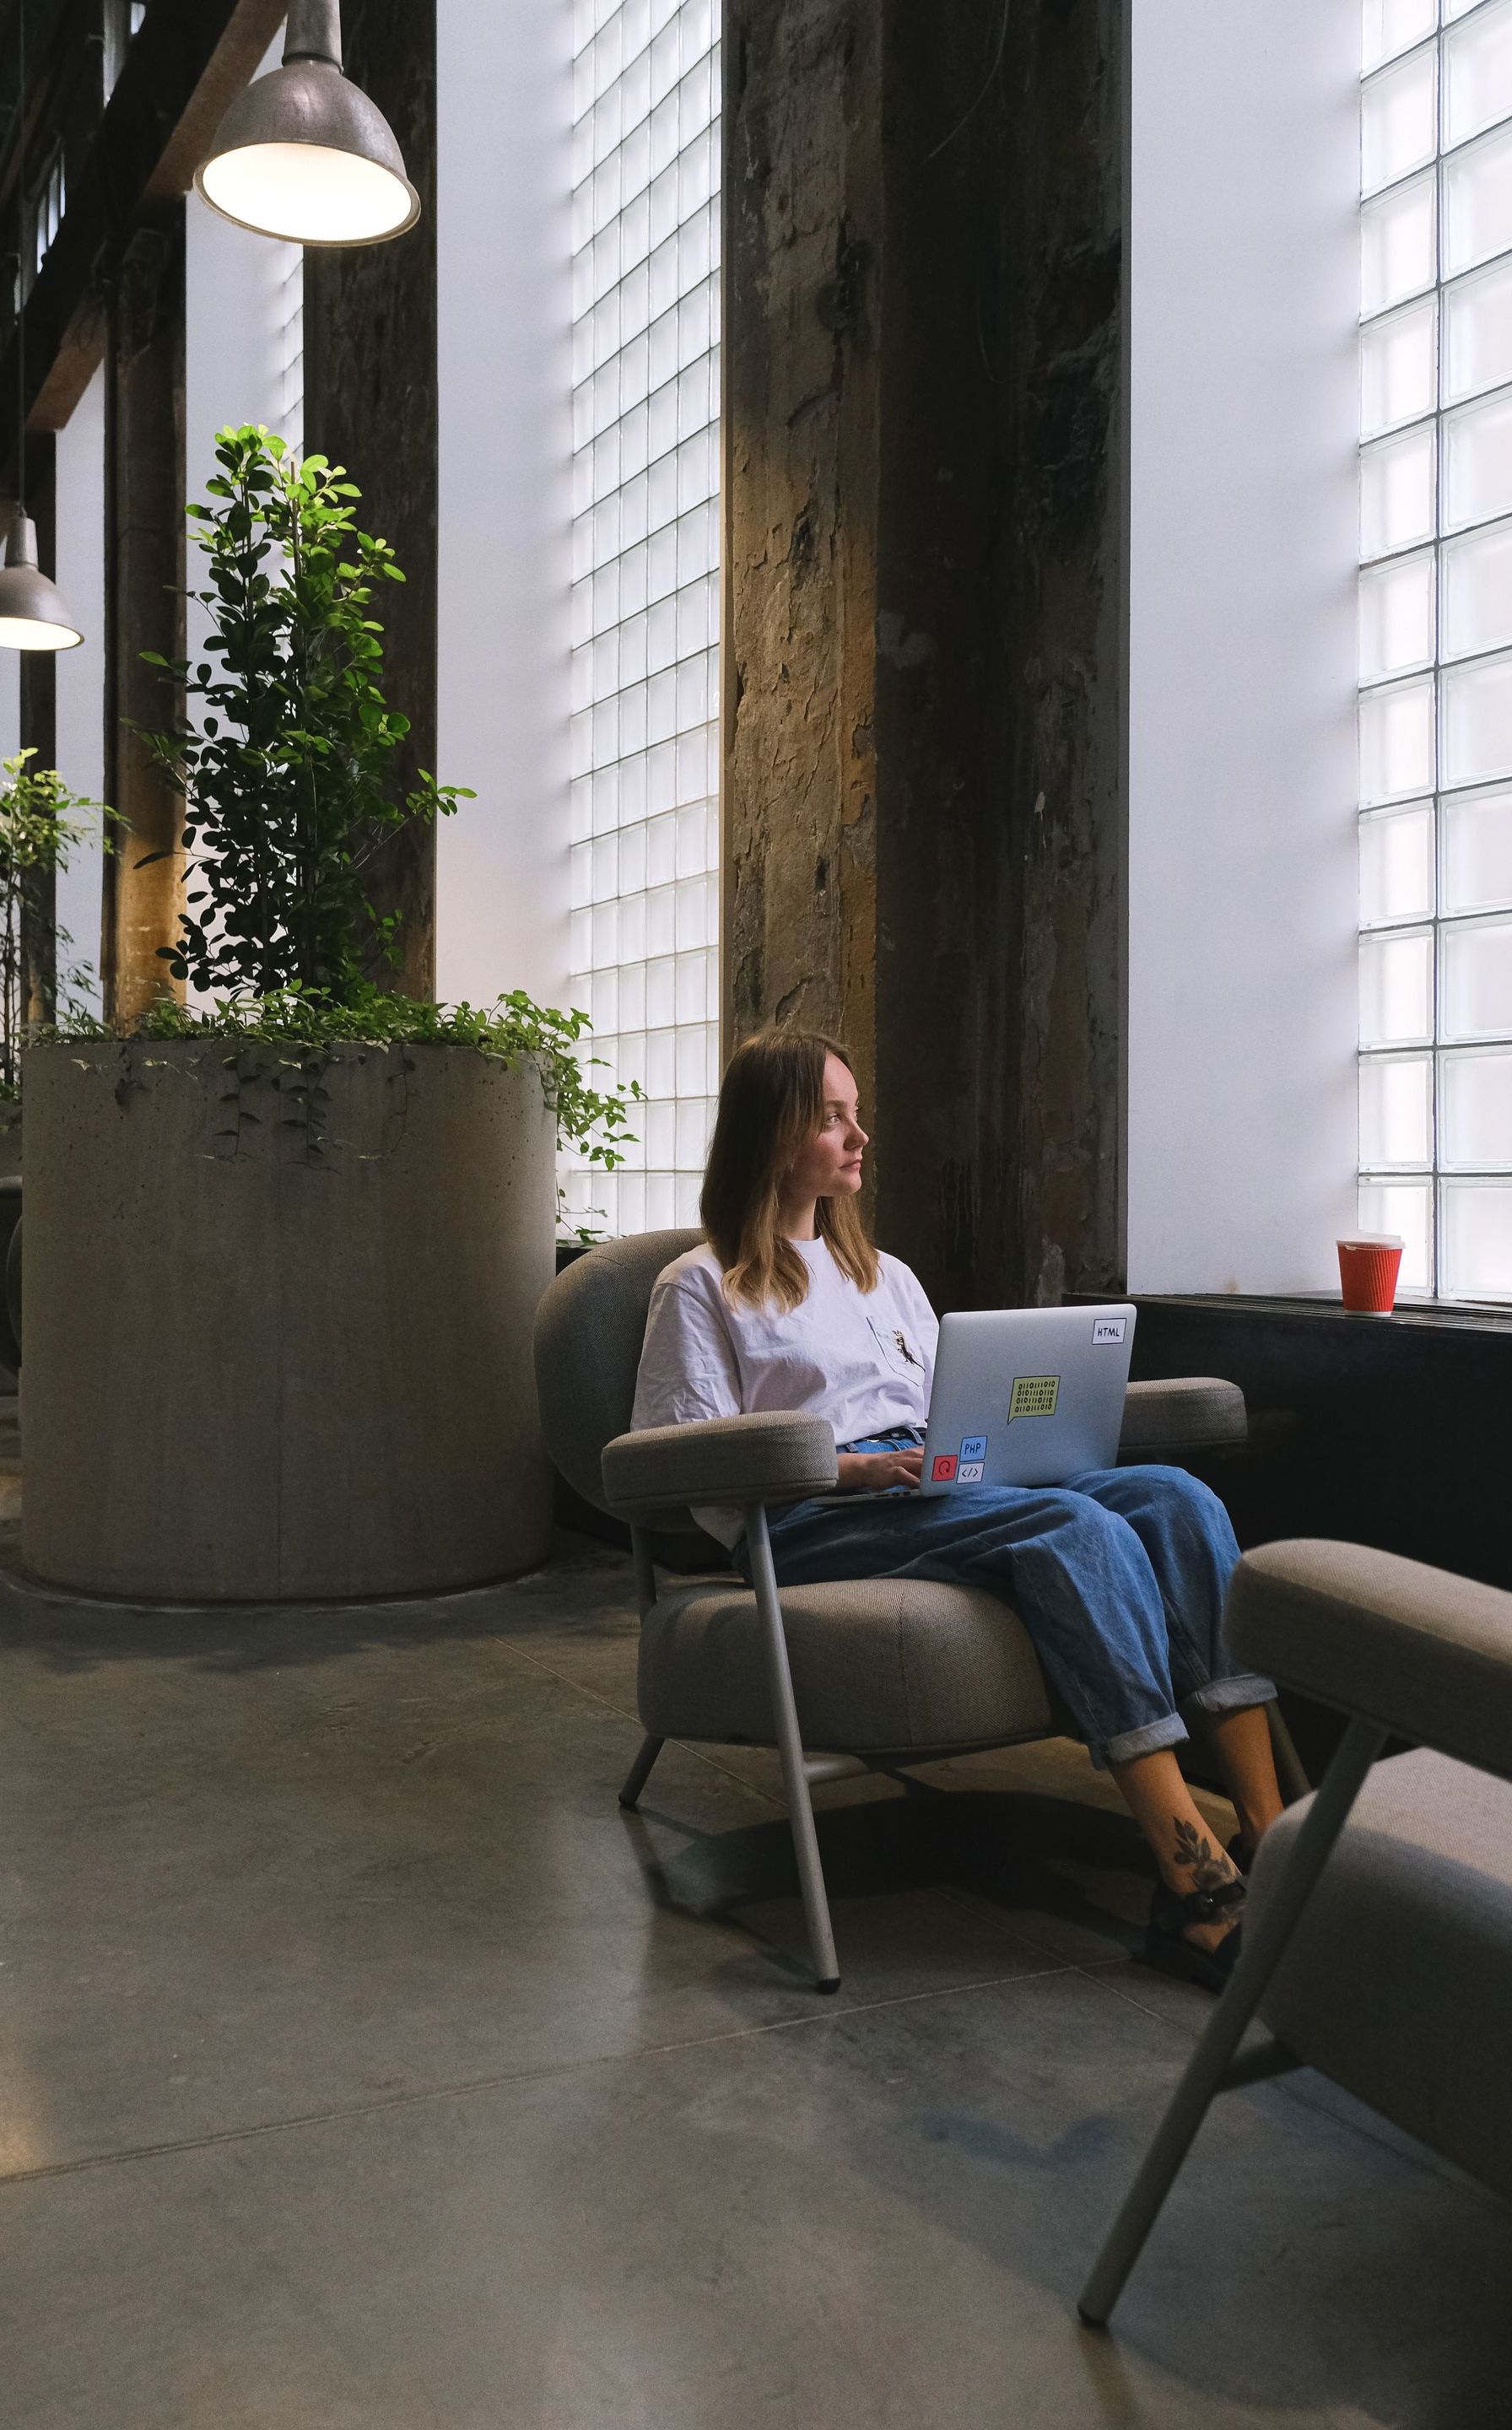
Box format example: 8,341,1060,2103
0,749,116,1099
136,424,472,1000
118,425,639,1235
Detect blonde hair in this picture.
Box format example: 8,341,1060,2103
700,1029,880,1310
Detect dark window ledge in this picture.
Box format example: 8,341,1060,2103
1117,1292,1512,1340
1066,1286,1512,1596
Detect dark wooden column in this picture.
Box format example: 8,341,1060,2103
302,0,438,998
18,430,58,1022
100,208,186,1023
722,0,883,1136
725,0,1126,1310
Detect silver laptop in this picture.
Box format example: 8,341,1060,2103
917,1304,1137,1493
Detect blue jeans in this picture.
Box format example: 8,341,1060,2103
735,1427,1274,1768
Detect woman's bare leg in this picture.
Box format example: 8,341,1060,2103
1196,1704,1285,1850
1107,1747,1244,1952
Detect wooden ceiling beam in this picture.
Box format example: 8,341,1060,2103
0,0,286,466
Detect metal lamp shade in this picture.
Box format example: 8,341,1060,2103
0,515,83,652
195,51,418,248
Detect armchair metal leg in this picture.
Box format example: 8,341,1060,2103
619,1733,665,1810
1077,1714,1387,2328
745,1503,841,1991
619,1532,667,1808
1266,1702,1311,1802
630,1526,658,1621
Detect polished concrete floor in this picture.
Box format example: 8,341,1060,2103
1,1505,1509,2428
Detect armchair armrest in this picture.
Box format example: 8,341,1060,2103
602,1412,838,1521
1227,1539,1512,1781
1120,1376,1246,1455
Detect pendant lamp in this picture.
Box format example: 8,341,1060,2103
195,0,420,247
0,510,83,653
0,3,83,653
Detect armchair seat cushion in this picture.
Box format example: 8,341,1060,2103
1254,1748,1512,2201
639,1575,1055,1756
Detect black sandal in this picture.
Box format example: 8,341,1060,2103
1144,1875,1246,1995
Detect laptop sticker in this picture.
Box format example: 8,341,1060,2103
959,1434,987,1461
1008,1374,1061,1421
1092,1316,1127,1345
931,1454,958,1482
957,1462,985,1483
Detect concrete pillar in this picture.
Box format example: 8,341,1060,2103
101,210,186,1024
303,0,439,999
724,0,1126,1309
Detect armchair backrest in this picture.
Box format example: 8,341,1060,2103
534,1226,704,1528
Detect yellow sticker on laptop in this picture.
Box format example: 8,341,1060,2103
1008,1374,1061,1421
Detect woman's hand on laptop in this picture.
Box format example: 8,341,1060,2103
837,1447,923,1493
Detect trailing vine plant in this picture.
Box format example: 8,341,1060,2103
60,987,644,1220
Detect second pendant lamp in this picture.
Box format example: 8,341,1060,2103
195,0,419,248
0,511,83,653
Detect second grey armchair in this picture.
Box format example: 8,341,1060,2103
534,1229,1262,1991
1080,1537,1512,2328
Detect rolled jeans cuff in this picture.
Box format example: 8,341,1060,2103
1184,1672,1277,1720
1097,1711,1190,1770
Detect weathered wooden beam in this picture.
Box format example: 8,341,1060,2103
721,0,883,1120
0,0,286,458
100,208,186,1024
724,0,1126,1309
303,0,439,1000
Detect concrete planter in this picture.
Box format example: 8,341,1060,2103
20,1040,556,1600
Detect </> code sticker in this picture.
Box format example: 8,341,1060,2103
931,1455,958,1482
1092,1316,1127,1345
957,1462,985,1483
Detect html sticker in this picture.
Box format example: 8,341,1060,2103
959,1434,988,1461
1008,1374,1061,1422
957,1462,985,1483
931,1454,958,1482
1092,1316,1127,1345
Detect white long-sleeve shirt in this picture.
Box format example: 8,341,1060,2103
630,1237,939,1545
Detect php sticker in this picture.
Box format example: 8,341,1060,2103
959,1434,987,1461
931,1454,958,1482
1092,1316,1127,1345
1008,1374,1061,1421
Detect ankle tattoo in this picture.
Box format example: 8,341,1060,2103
1173,1817,1237,1895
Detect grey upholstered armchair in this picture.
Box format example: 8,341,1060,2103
1081,1538,1512,2326
534,1228,1259,1991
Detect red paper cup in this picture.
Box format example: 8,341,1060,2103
1337,1234,1404,1314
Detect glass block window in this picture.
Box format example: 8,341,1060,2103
279,247,305,454
105,1,150,94
30,148,66,288
563,0,721,1235
1359,0,1512,1299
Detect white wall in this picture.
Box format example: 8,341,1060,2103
53,366,106,1013
1126,1,1361,1293
435,0,572,1012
